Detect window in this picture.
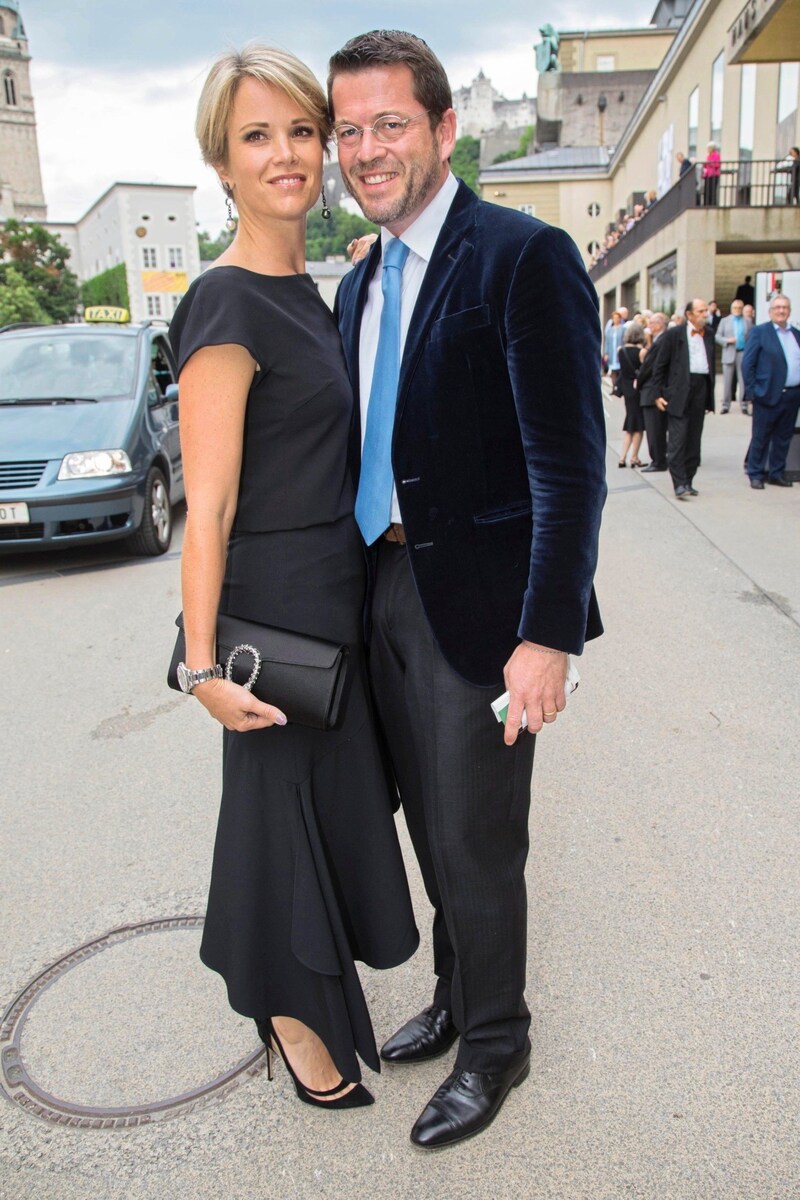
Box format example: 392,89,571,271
169,294,182,315
142,247,158,269
587,202,601,217
167,246,184,270
739,65,756,161
688,87,699,159
587,240,601,256
596,56,615,72
517,203,536,216
710,53,724,147
146,296,162,317
648,254,677,315
4,72,17,107
777,62,799,158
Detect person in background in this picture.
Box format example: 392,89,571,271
735,276,755,307
702,143,721,206
605,310,626,390
677,150,694,178
742,294,800,489
617,322,647,468
638,312,669,472
651,298,716,500
716,299,753,413
706,300,722,333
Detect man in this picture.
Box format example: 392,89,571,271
651,298,716,499
638,312,669,472
716,299,753,413
742,295,800,489
706,300,722,333
735,276,755,307
328,30,606,1149
677,150,693,178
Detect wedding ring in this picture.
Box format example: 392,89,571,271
543,709,558,717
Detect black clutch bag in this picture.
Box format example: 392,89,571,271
167,611,349,731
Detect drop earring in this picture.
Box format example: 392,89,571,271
225,194,238,232
321,186,331,220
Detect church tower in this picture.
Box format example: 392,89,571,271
0,1,47,220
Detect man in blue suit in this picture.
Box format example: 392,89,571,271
742,295,800,488
329,30,606,1148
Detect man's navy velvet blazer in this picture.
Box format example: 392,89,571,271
335,180,607,687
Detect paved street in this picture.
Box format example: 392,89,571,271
1,393,798,1200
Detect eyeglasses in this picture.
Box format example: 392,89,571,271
332,112,430,147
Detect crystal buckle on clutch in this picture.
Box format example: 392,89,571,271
225,643,262,692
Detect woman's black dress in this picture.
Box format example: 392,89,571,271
618,344,645,433
170,267,419,1082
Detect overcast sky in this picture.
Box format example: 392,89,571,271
26,0,632,233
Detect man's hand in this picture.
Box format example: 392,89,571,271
655,396,668,411
502,641,568,746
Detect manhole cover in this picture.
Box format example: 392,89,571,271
1,917,266,1128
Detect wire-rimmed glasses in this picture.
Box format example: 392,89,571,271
332,112,430,147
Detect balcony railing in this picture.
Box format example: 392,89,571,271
589,158,798,282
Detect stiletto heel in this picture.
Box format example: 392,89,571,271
256,1018,374,1109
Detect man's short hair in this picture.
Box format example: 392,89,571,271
769,294,791,311
328,30,452,129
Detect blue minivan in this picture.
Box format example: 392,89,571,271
0,309,184,555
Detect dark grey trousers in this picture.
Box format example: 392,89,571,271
369,539,535,1072
668,375,708,489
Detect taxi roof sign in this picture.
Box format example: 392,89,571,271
84,306,130,324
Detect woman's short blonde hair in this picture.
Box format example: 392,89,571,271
196,43,331,167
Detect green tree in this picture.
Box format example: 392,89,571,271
492,126,535,165
0,219,80,323
81,263,130,310
198,228,234,261
0,265,50,327
305,209,377,263
451,135,481,194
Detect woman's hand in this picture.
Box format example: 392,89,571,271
193,677,287,731
347,233,378,264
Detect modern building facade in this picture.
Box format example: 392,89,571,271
0,0,46,220
479,0,800,316
46,183,201,324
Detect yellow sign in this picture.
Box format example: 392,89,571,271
84,306,130,323
141,271,189,295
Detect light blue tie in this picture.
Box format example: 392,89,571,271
355,237,410,545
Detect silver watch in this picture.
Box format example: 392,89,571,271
176,662,223,694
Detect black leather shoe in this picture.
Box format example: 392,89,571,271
380,1005,458,1064
768,475,793,487
750,478,765,489
640,464,667,473
675,485,691,499
687,485,699,496
410,1055,531,1149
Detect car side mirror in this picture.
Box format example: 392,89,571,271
165,383,179,402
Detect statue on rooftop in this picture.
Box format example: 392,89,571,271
535,24,561,73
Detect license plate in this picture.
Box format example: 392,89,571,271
0,502,30,525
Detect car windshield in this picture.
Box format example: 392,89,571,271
0,332,138,401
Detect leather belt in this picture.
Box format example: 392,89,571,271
383,523,406,545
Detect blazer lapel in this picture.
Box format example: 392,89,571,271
341,238,382,486
395,183,478,423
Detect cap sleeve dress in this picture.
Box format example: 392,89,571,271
170,267,418,1082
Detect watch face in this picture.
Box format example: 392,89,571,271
177,662,192,693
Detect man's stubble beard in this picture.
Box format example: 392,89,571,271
341,143,443,227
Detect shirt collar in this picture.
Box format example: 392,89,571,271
773,323,792,333
380,172,459,264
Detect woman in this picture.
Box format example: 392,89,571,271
604,310,625,390
703,142,721,206
170,45,418,1109
617,321,647,467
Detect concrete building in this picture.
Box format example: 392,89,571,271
45,183,201,324
479,0,800,316
453,70,537,139
0,0,46,220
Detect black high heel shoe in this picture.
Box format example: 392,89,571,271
256,1018,374,1109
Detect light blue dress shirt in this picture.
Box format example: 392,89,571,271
774,323,800,388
